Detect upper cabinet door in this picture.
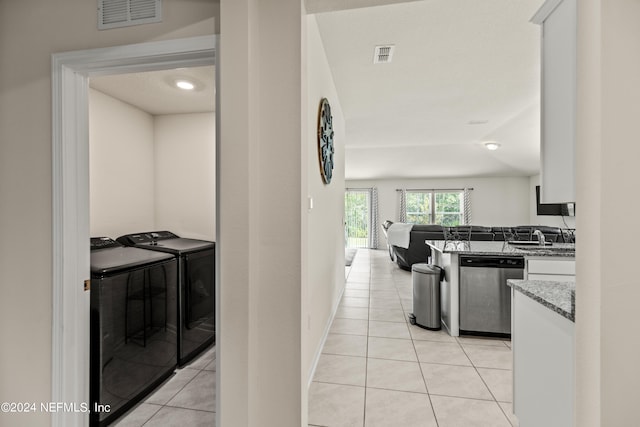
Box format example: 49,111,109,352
532,0,576,204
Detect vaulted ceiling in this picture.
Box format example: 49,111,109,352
311,0,544,179
91,0,544,181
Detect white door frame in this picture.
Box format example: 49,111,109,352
51,35,217,427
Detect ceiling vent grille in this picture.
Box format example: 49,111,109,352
373,45,395,64
98,0,162,30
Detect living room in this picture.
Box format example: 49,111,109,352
318,0,576,234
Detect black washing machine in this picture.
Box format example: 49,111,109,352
90,237,178,426
117,231,215,366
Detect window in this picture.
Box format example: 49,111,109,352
344,188,380,249
405,190,464,226
344,190,370,248
434,192,464,226
406,192,431,224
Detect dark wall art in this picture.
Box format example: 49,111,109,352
317,98,335,184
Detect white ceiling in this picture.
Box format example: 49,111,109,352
89,66,215,115
313,0,545,180
89,0,544,181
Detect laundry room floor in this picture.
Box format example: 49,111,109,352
308,249,518,427
113,345,216,427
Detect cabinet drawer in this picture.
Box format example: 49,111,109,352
527,273,575,282
527,259,575,275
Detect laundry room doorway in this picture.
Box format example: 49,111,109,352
51,35,218,427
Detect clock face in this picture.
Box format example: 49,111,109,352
317,98,335,184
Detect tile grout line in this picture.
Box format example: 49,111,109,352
324,251,517,427
345,250,371,427
361,253,371,427
401,263,441,427
458,341,514,426
138,350,214,427
136,403,163,427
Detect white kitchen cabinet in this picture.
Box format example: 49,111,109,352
525,257,575,282
532,0,576,203
512,289,574,427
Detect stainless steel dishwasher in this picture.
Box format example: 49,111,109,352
459,255,524,337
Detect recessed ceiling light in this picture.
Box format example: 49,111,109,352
484,141,501,151
468,120,489,125
175,80,195,90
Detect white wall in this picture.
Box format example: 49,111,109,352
347,176,531,248
154,113,216,241
89,91,215,241
576,1,640,425
0,2,216,424
575,2,601,424
303,14,346,391
219,1,303,425
89,89,156,238
528,174,576,229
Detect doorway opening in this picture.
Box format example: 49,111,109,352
51,35,217,427
87,65,216,424
344,189,371,249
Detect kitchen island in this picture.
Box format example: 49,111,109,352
426,240,575,336
426,240,576,258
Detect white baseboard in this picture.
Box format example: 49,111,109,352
307,284,346,388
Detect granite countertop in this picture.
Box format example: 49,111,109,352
507,279,575,322
426,240,575,258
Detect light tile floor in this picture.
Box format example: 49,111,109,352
114,249,518,427
113,344,216,427
310,249,518,427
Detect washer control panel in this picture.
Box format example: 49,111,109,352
117,231,178,245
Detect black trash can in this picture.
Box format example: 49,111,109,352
409,263,443,330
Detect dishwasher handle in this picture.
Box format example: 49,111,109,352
459,256,524,269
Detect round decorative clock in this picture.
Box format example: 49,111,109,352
317,98,335,184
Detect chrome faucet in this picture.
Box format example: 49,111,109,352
533,229,546,246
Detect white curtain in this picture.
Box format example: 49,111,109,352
369,187,379,248
399,189,407,222
464,187,472,224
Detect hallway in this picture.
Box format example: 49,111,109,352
308,249,517,427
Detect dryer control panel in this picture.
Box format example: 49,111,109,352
117,231,178,246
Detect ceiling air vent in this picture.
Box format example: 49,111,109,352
98,0,162,30
373,45,395,64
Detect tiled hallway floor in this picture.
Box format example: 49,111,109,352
113,345,216,427
309,249,518,427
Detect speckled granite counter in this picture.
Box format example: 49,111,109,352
427,240,575,257
507,279,575,322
